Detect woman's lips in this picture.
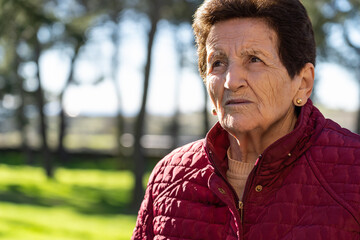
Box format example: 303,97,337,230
225,99,252,105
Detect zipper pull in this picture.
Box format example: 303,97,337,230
238,201,244,224
255,154,262,165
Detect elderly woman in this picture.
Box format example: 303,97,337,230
132,0,360,239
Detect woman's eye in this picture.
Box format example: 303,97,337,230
212,60,223,68
250,56,262,63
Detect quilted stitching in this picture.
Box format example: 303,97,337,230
132,101,360,240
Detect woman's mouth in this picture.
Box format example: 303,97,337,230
225,98,252,106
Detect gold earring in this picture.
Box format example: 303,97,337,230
296,98,303,105
212,108,217,115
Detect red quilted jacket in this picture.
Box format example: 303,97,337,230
132,100,360,240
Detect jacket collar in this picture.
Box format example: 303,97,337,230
205,99,326,177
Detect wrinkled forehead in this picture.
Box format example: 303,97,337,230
205,18,279,59
206,17,277,46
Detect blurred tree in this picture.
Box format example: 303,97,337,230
160,0,208,136
132,0,161,209
68,0,127,162
0,2,32,162
94,0,127,162
0,0,56,176
108,2,126,161
131,0,202,208
304,0,360,132
57,37,83,163
328,0,360,133
28,0,124,164
21,0,56,178
50,2,100,163
170,27,185,150
34,36,53,177
1,0,128,168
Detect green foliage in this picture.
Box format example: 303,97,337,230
0,164,138,239
304,0,360,65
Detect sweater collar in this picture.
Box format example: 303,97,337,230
205,99,326,176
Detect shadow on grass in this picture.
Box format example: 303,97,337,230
0,188,62,207
0,149,160,172
0,184,138,215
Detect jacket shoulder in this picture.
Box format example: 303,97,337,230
147,139,210,186
307,119,360,221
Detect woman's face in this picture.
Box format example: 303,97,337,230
206,18,301,137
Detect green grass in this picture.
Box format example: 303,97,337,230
0,164,139,240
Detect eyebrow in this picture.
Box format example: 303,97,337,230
207,47,273,63
207,50,227,64
240,48,270,59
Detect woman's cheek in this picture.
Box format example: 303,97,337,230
207,77,219,101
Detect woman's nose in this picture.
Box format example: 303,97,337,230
224,63,247,91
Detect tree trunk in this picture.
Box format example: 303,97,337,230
57,106,67,161
170,28,184,149
18,78,34,165
34,40,53,178
202,84,210,136
57,43,81,163
132,12,159,209
110,20,125,158
14,53,34,164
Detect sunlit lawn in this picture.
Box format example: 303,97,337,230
0,164,140,240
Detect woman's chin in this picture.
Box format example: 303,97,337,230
219,115,258,135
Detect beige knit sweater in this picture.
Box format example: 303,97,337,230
226,148,254,199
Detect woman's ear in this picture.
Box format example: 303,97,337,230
293,63,314,106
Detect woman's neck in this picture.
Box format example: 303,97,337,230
228,113,298,163
228,135,258,164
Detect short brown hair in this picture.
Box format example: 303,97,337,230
193,0,316,80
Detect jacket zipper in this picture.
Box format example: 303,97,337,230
206,146,264,239
205,148,242,223
238,201,244,224
238,154,263,236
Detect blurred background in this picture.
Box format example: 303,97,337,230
0,0,359,239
